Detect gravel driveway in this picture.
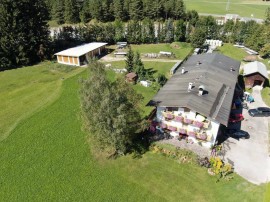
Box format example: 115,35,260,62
222,86,270,184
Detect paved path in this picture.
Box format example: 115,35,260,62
223,86,270,185
159,138,211,158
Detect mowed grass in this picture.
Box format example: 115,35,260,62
109,42,193,60
261,86,270,107
215,43,248,61
102,60,175,78
0,62,84,141
184,0,268,19
0,65,266,201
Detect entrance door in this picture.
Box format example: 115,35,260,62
253,80,262,86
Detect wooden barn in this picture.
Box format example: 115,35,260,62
243,61,269,88
55,42,107,66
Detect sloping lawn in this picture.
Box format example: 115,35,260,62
0,64,267,201
216,43,248,61
0,62,84,141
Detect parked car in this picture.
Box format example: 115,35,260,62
226,129,250,139
229,113,244,123
248,107,270,117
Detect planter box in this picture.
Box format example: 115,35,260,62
175,116,183,122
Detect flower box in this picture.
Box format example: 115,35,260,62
175,116,183,122
187,131,196,138
197,133,207,140
184,118,193,124
168,126,177,131
161,123,167,129
179,128,187,134
193,121,204,128
166,113,174,119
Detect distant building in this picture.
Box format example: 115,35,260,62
54,42,107,66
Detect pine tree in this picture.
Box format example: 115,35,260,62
113,0,125,20
175,19,186,42
126,20,142,43
0,0,50,70
129,0,143,20
53,0,65,25
114,20,125,42
102,0,114,22
173,0,185,20
91,0,103,21
64,0,80,24
265,7,270,25
164,18,174,43
125,47,134,72
133,51,145,78
80,0,91,23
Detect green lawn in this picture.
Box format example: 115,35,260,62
184,0,268,19
0,62,84,141
216,43,248,61
0,64,266,201
108,42,193,60
262,87,270,107
102,60,175,78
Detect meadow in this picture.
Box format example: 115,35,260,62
0,62,84,141
184,0,269,19
0,60,267,201
108,42,193,60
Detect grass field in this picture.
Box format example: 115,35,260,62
109,42,193,60
0,62,84,141
102,61,176,78
184,0,269,19
0,64,267,201
216,43,248,61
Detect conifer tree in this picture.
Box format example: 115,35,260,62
175,19,186,42
0,0,50,70
129,0,143,20
125,47,134,72
80,0,91,23
53,0,65,25
113,0,125,20
64,0,80,24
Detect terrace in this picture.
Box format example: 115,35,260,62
151,107,219,148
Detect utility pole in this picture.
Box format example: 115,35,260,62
226,0,230,12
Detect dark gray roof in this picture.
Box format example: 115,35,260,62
149,53,240,126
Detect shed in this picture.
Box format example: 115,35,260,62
243,61,268,88
243,55,257,62
54,42,107,66
125,72,138,83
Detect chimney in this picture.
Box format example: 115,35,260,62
196,61,201,66
188,82,193,91
198,89,203,96
230,66,235,71
198,85,205,96
181,67,185,74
